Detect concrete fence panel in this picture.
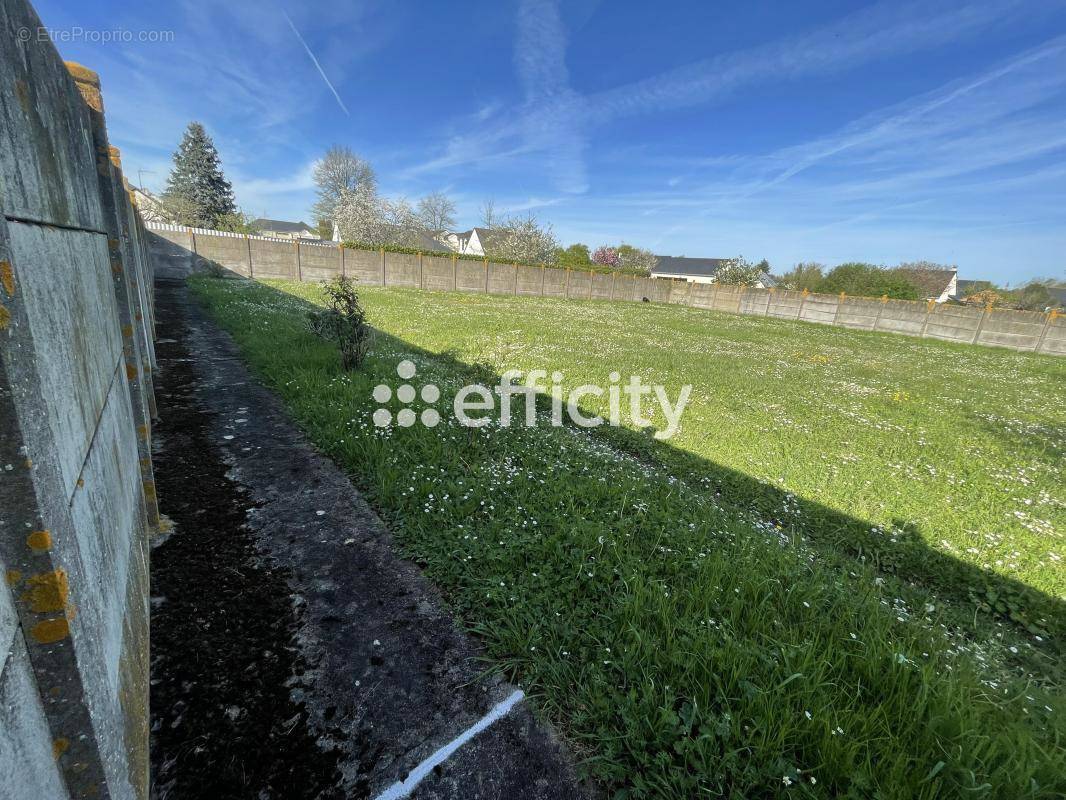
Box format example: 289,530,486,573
740,288,771,316
876,300,929,336
455,260,487,293
1036,314,1066,355
542,267,568,298
688,283,717,310
835,297,882,331
298,242,342,282
975,309,1046,351
712,285,744,314
147,229,195,280
487,261,518,295
1,8,156,797
194,232,251,277
249,238,297,280
345,247,384,286
667,279,689,305
767,290,804,320
922,304,984,344
799,293,840,325
591,272,614,301
516,265,543,296
384,251,420,288
422,255,455,292
566,270,592,300
647,278,671,303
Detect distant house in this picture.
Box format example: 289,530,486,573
895,267,957,303
651,256,728,284
439,227,504,257
252,218,318,240
650,255,774,288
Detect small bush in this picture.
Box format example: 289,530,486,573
307,277,373,370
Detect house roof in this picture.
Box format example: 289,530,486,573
651,256,729,278
252,218,314,233
955,278,992,298
408,230,449,252
894,267,956,298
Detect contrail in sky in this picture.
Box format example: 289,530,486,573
282,10,350,116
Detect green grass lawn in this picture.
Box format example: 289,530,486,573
190,277,1065,799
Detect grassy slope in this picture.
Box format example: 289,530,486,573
190,277,1065,799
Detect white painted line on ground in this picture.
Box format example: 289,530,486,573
372,689,526,800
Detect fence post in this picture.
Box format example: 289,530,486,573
798,288,809,320
1036,309,1058,353
971,303,992,344
565,268,571,299
338,243,345,278
484,257,490,293
246,235,254,279
919,299,936,337
833,292,846,325
419,252,425,290
514,263,519,295
381,247,386,286
541,265,546,296
873,295,888,330
685,279,693,306
588,271,594,300
764,286,773,316
452,255,458,290
295,240,302,281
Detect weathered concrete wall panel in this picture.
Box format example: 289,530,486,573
249,239,296,280
876,302,927,336
799,294,839,325
487,262,517,295
0,636,71,800
975,310,1046,350
422,255,455,292
344,247,383,286
1037,316,1066,355
923,304,983,343
384,252,419,288
566,270,591,300
591,273,614,301
542,267,567,298
146,229,194,280
835,297,881,330
299,243,341,282
516,265,543,296
0,15,155,797
194,233,250,277
455,260,487,292
0,2,103,232
739,289,770,316
8,222,121,496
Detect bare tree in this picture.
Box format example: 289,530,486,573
417,192,457,233
479,198,497,229
311,145,376,228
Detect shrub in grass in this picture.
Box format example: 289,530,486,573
306,276,372,370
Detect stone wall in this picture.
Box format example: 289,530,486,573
1,3,156,798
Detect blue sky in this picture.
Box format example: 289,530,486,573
36,0,1066,284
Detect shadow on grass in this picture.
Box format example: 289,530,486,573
187,268,1065,669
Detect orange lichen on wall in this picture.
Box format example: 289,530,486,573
0,260,14,296
0,305,10,330
27,530,52,552
52,739,70,760
31,617,70,644
23,569,70,613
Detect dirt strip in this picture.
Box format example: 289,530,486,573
149,278,589,800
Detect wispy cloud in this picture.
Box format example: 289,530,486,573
405,0,1034,193
282,10,350,116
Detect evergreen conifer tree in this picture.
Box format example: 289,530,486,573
162,122,237,227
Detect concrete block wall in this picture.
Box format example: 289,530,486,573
144,223,1065,356
1,4,157,798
